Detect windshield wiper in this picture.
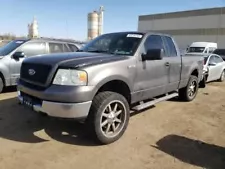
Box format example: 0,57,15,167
87,50,109,53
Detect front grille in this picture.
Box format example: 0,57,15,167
21,62,52,85
20,79,46,91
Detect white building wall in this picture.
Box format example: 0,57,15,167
138,14,223,31
138,8,225,50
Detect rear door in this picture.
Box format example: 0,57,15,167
48,42,64,53
63,43,72,52
162,36,181,92
67,43,79,52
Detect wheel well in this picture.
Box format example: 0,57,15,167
191,69,198,78
0,72,5,85
97,80,131,104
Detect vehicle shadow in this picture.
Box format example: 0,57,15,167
0,97,100,146
153,134,225,169
2,86,17,93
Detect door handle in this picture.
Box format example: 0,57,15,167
165,62,170,67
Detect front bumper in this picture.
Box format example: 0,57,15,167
17,91,92,119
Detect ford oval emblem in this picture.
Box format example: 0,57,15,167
28,69,36,76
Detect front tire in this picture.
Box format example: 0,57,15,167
179,75,199,102
86,91,130,145
0,77,4,93
218,70,225,82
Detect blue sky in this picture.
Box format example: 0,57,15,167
0,0,224,40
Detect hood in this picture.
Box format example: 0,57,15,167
23,52,128,68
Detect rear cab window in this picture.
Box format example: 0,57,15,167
162,36,177,57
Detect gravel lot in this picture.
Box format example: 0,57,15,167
0,82,225,169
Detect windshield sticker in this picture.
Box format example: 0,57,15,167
127,34,143,38
15,41,25,44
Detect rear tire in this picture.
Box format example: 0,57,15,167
178,75,199,102
0,77,4,93
86,91,130,145
199,75,206,88
218,70,225,82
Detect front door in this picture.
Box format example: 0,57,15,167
211,55,224,80
133,35,169,103
10,42,47,85
207,55,218,82
9,55,25,85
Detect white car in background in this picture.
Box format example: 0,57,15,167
187,42,217,54
204,54,225,82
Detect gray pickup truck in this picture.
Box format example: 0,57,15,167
17,31,204,144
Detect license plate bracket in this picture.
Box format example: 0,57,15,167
23,96,33,109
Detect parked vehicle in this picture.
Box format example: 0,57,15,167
187,42,217,54
213,48,225,61
203,53,225,82
17,31,204,144
0,38,81,93
184,53,209,88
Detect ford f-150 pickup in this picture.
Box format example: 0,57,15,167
17,31,204,144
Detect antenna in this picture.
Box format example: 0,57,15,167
98,6,104,36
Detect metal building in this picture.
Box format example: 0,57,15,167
138,7,225,50
87,6,104,40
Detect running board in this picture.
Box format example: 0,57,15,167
131,92,178,111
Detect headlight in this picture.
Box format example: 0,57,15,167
53,69,87,86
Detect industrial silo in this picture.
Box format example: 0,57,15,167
87,6,104,40
88,11,99,40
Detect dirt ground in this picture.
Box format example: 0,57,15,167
0,83,225,169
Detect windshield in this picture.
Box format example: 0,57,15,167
80,32,144,55
187,47,205,53
0,40,26,56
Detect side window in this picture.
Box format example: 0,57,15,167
214,55,223,63
68,44,78,52
19,42,46,57
163,36,177,57
209,55,215,64
144,35,166,56
63,44,71,52
49,43,64,53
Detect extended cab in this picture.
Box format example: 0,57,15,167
17,32,204,144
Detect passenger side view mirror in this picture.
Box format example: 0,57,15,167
208,62,217,66
12,51,25,59
142,49,163,61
